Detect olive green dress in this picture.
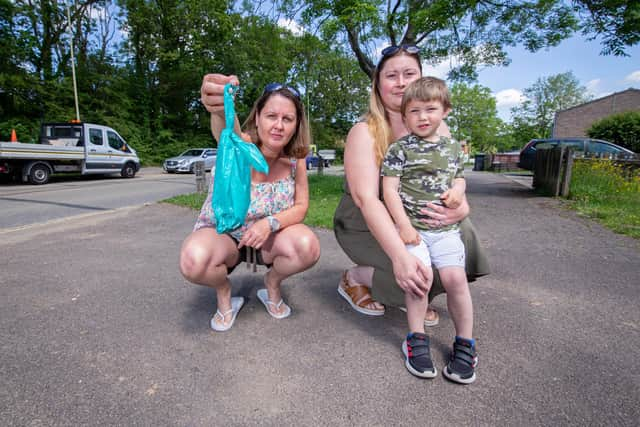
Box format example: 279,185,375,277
333,181,490,307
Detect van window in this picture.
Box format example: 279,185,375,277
107,131,129,152
89,128,103,146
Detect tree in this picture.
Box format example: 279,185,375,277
447,83,501,153
574,0,640,56
281,0,581,80
509,71,591,138
278,1,638,81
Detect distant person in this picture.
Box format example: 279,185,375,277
332,45,489,360
381,76,476,384
181,79,320,331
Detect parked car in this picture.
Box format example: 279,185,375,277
163,148,216,173
518,138,637,171
305,146,336,170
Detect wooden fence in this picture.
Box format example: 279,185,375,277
533,148,640,196
533,146,574,196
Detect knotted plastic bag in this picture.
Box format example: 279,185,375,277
212,84,269,233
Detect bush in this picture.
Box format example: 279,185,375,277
587,111,640,153
568,159,640,238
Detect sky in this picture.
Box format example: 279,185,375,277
421,35,640,121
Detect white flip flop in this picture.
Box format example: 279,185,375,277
210,297,245,331
256,288,291,319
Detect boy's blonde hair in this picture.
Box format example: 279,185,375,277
400,77,452,116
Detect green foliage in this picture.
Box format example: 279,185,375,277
574,0,640,56
1,1,368,164
286,0,580,80
509,71,590,139
568,159,640,238
305,174,344,228
448,83,501,153
587,111,640,153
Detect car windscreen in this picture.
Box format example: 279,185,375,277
181,149,204,156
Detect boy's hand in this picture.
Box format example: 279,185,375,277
399,224,421,245
440,188,463,209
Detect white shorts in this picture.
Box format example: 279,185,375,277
407,229,466,269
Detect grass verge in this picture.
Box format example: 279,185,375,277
163,174,345,229
566,160,640,238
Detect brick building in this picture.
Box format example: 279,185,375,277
552,88,640,137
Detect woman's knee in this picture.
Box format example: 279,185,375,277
295,230,321,265
179,240,211,281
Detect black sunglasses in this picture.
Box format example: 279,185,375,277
263,82,301,99
380,44,420,59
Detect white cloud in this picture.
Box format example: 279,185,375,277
494,89,525,108
624,70,640,83
422,61,455,79
586,79,601,94
277,18,304,36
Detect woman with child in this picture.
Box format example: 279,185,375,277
333,45,489,384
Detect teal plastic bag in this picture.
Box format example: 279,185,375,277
212,84,269,233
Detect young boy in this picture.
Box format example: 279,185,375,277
381,77,477,384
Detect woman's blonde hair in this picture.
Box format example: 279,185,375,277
243,87,311,159
366,50,422,166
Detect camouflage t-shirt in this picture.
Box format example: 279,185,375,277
381,134,464,231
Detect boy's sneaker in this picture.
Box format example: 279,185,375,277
402,332,437,378
443,337,478,384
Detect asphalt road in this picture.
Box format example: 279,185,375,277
1,171,638,426
0,168,195,229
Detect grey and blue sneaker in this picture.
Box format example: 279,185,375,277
402,332,437,378
443,336,478,384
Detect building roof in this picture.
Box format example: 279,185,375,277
555,88,639,114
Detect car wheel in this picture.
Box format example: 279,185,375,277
29,163,50,185
121,162,136,178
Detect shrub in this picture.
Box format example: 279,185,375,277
569,159,640,238
587,111,640,153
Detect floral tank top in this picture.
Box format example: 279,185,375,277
194,159,297,240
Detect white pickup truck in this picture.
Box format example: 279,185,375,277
0,122,140,184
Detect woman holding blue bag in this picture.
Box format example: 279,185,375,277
180,76,320,331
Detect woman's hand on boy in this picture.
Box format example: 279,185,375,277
392,254,431,298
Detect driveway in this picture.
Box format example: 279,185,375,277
1,171,638,425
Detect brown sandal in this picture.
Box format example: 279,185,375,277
337,271,385,316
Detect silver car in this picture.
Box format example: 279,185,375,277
163,148,217,173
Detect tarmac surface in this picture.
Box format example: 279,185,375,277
1,171,639,426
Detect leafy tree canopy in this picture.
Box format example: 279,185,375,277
448,83,502,153
277,0,638,80
510,71,591,138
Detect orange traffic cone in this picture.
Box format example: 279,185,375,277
10,129,17,142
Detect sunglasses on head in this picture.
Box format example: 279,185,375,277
263,82,301,100
380,44,420,59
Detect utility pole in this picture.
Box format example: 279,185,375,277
66,2,80,122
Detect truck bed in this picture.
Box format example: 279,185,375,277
0,142,85,161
